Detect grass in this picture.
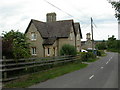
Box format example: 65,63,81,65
4,62,88,88
86,58,98,62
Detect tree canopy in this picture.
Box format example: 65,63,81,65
110,1,120,21
2,30,31,59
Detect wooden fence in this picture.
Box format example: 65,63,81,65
0,55,81,82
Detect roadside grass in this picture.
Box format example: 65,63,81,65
86,58,98,62
4,62,88,88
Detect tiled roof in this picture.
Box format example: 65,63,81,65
32,19,74,38
25,19,82,45
74,23,82,38
43,37,57,45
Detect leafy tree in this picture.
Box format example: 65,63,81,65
110,1,120,21
107,35,120,53
107,35,116,49
95,40,107,50
2,30,31,59
60,44,77,56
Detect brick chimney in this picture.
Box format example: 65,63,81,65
46,12,56,22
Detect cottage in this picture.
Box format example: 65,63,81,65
25,12,82,57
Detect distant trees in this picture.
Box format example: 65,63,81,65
2,30,31,59
95,40,107,50
107,35,120,53
95,35,120,53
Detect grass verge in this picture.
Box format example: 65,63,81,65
4,63,88,88
86,58,98,62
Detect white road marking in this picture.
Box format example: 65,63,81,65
89,75,94,80
106,61,109,64
106,57,112,64
101,67,104,69
111,57,113,59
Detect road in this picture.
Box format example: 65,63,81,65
29,52,118,88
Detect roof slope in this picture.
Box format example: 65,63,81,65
25,19,82,45
46,20,74,38
43,37,57,45
25,19,74,38
74,23,82,38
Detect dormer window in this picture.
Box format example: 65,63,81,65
31,32,37,41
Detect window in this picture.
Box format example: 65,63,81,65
70,32,73,40
47,48,50,56
31,47,36,55
31,32,36,40
48,48,50,54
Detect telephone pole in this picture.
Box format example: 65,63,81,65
91,17,94,51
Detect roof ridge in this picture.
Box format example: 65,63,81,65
56,19,74,22
31,19,45,23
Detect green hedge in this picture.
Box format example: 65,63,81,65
80,52,96,61
60,44,77,56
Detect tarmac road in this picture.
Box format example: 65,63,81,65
29,52,118,88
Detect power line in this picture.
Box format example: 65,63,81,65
43,0,88,26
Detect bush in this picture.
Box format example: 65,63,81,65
60,44,77,56
80,52,96,61
96,50,106,56
2,30,31,59
96,50,101,56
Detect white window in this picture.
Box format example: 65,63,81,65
31,32,37,40
31,47,37,55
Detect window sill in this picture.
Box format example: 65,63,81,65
31,39,37,41
47,54,50,56
32,54,37,56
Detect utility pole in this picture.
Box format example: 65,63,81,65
91,17,94,52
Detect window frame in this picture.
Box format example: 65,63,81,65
31,47,37,55
31,32,37,41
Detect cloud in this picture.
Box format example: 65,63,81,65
0,0,118,40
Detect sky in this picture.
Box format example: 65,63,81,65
0,0,118,41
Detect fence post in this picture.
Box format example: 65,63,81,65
3,56,7,80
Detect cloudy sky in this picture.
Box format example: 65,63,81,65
0,0,118,41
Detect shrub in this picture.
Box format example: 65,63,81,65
60,44,77,56
80,52,96,61
96,50,101,56
2,30,31,59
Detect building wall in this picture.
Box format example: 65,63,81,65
44,41,57,57
57,27,76,55
26,23,78,57
25,23,44,57
76,29,81,52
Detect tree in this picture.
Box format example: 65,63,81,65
107,35,116,49
2,30,31,59
95,41,107,50
110,1,120,21
60,44,77,56
106,35,120,52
